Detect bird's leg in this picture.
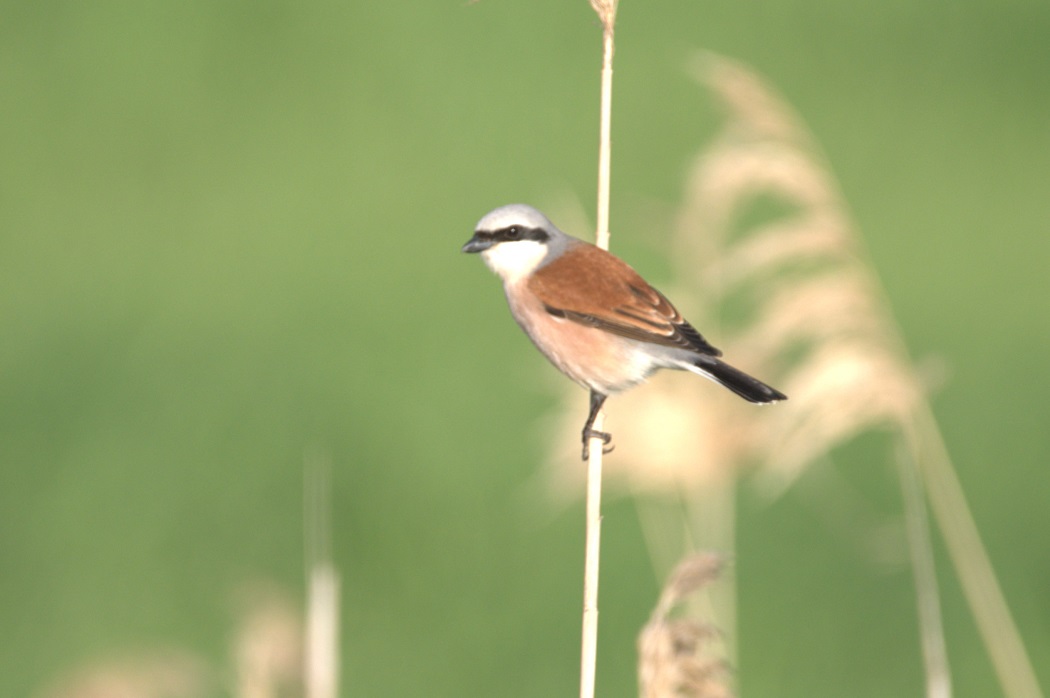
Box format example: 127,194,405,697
581,391,613,461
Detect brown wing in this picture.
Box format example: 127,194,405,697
528,243,722,357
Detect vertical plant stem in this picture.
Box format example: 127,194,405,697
896,434,952,698
594,9,615,251
580,410,605,698
305,448,341,698
912,407,1044,698
581,3,617,698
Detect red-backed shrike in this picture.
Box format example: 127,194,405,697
462,204,787,459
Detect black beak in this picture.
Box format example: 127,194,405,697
461,234,493,254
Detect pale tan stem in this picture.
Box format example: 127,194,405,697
896,435,952,698
304,449,340,698
913,407,1044,698
594,21,615,251
580,3,618,698
580,412,606,698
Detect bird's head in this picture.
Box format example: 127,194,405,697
462,204,568,284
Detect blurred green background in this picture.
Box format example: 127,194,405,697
2,1,1049,696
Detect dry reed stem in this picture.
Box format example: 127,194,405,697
304,449,340,698
305,563,340,698
580,3,618,698
896,435,951,698
908,407,1044,698
580,420,604,698
591,0,617,247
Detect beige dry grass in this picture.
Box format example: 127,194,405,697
35,651,210,698
35,455,341,698
638,554,732,698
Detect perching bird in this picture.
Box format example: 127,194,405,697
462,204,786,459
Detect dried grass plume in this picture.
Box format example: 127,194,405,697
638,554,732,698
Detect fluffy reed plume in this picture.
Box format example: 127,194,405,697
233,586,303,698
34,584,326,698
33,589,303,698
678,54,924,494
34,651,210,698
638,554,732,698
35,456,342,698
543,52,1041,698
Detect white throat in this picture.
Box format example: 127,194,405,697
481,240,548,285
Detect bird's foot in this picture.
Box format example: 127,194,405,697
581,428,614,461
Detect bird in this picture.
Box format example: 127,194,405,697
462,203,787,460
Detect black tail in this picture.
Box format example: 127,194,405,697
691,356,787,404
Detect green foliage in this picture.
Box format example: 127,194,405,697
2,2,1048,696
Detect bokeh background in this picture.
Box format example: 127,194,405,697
3,2,1049,696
